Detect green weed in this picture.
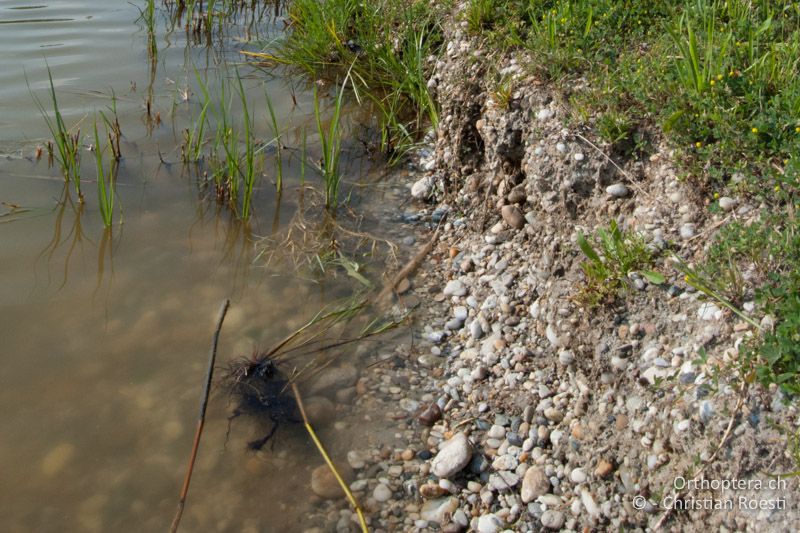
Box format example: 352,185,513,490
577,220,664,306
273,0,442,160
314,81,345,211
92,121,117,228
30,67,83,201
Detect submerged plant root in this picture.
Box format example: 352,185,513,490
223,352,299,450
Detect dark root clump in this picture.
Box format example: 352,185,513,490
223,352,299,450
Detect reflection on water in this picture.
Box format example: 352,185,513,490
0,1,395,531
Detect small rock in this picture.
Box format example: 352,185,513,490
346,450,366,470
521,467,551,503
477,513,503,533
311,463,353,499
418,403,443,426
501,205,525,230
570,468,588,484
488,471,519,490
718,196,737,211
680,223,696,240
574,152,584,161
543,408,564,423
431,433,473,478
420,482,449,499
558,350,575,366
420,497,459,524
697,302,721,320
444,279,467,297
540,510,565,530
537,108,554,121
606,183,629,198
411,176,433,199
469,319,484,340
595,459,614,478
580,488,601,517
396,278,411,294
373,483,392,502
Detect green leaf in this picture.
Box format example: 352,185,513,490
577,232,601,264
640,270,666,285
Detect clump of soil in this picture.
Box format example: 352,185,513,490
223,352,299,450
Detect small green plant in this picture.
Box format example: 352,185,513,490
466,0,496,34
577,220,664,305
314,80,346,211
182,70,210,163
30,67,83,201
264,91,283,192
92,121,116,228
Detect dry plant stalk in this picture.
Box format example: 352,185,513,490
291,383,369,533
170,299,231,533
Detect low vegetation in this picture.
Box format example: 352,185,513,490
576,221,664,306
458,0,800,394
271,0,443,160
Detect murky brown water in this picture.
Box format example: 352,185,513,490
0,2,400,531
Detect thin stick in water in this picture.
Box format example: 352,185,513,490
170,299,231,533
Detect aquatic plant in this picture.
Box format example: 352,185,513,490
264,91,283,193
314,79,347,211
92,121,116,228
30,67,83,201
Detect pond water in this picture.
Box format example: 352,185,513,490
0,2,404,531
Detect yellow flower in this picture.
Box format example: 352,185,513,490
751,127,759,134
710,79,716,86
774,185,781,192
713,192,720,199
716,74,723,80
796,126,800,133
684,275,690,282
695,141,703,148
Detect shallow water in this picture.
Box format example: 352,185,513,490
0,2,398,531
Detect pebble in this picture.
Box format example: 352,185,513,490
718,196,737,211
444,279,467,297
558,350,574,366
569,468,588,484
373,483,392,502
540,510,565,530
487,425,506,439
537,108,554,121
679,223,696,240
420,497,459,524
521,467,551,503
501,205,525,230
40,443,75,476
411,176,433,199
470,319,485,340
311,463,353,499
489,471,519,490
595,459,614,478
431,433,472,478
606,183,629,198
477,513,503,533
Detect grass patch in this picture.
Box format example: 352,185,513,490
270,0,443,160
576,220,664,307
690,213,800,393
92,121,117,228
30,67,83,201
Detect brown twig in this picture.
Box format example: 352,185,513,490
376,224,442,304
170,299,231,533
